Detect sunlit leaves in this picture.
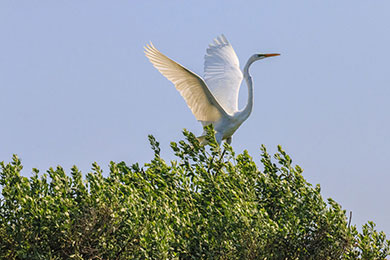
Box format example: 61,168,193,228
0,131,389,259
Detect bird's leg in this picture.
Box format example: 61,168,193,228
208,133,223,174
219,149,226,162
214,138,231,174
208,155,215,174
218,137,231,162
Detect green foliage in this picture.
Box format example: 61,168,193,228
1,128,389,259
345,222,390,260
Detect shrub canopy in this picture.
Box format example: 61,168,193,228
1,128,389,259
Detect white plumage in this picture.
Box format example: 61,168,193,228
204,35,243,115
144,35,279,145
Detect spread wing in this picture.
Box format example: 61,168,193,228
204,34,243,115
144,43,228,122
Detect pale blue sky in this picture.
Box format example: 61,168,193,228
1,1,389,234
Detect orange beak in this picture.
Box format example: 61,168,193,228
264,53,280,57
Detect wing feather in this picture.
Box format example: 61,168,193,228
204,35,243,115
144,43,227,122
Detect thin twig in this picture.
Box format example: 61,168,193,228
341,211,353,257
348,211,352,229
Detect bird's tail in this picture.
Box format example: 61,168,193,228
197,135,208,146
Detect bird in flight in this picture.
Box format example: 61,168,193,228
144,35,279,145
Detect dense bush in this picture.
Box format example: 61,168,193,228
1,128,389,259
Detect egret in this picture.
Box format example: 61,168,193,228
144,35,279,145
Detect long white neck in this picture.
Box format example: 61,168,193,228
240,58,255,121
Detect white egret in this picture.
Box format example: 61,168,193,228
144,35,279,145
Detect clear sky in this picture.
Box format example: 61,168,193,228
1,1,389,235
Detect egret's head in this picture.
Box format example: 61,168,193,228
253,53,280,62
